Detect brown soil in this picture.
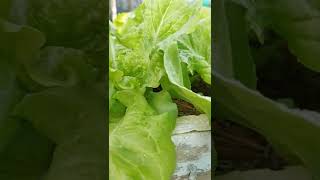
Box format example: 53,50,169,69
213,119,288,175
174,99,201,116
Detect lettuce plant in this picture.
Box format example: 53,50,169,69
109,0,212,178
0,0,211,179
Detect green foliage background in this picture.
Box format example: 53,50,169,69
213,0,320,179
0,0,107,179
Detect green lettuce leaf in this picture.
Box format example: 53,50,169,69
163,41,211,117
110,0,205,89
178,8,211,84
115,0,202,50
109,90,177,180
112,43,164,88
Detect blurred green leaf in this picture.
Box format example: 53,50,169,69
14,86,107,180
214,71,320,180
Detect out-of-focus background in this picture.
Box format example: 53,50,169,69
109,0,142,20
116,0,143,13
